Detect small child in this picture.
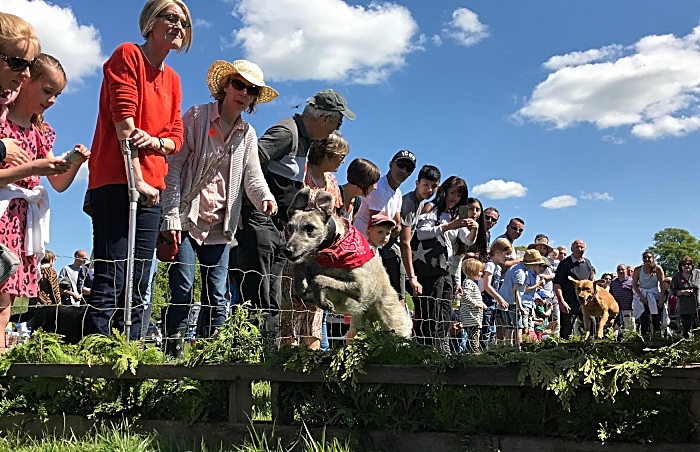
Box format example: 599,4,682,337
30,249,61,306
460,258,486,353
366,214,395,249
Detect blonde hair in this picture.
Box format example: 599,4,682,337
462,258,485,279
307,131,349,166
0,12,40,59
489,238,513,256
139,0,193,53
27,54,66,134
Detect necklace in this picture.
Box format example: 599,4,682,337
139,45,164,91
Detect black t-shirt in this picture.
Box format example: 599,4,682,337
553,256,593,311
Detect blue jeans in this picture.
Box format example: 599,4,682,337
162,231,230,338
84,184,160,340
480,305,496,349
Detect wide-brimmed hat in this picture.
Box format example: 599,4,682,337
522,249,549,267
527,237,554,256
206,59,279,104
306,89,356,120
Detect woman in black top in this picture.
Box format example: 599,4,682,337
670,256,700,338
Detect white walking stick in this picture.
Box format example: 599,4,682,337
121,138,139,342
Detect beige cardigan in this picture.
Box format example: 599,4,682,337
160,102,273,240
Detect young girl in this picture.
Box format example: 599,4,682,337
0,54,89,352
481,238,513,346
460,258,486,353
0,13,38,168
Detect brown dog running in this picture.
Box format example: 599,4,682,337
568,276,620,339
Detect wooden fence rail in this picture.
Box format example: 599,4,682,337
6,363,700,424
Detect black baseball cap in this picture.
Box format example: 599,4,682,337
391,150,416,168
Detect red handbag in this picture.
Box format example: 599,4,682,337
156,234,178,262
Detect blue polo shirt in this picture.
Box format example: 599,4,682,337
498,263,527,307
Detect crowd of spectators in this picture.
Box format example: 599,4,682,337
1,2,699,355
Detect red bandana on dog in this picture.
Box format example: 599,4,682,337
314,219,375,269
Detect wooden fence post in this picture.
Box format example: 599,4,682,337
228,380,253,424
270,382,294,425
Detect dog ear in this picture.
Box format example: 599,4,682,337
288,188,312,218
568,276,577,283
314,190,335,218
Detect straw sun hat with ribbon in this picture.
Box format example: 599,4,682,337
206,59,279,104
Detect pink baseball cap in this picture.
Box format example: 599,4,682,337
368,213,396,229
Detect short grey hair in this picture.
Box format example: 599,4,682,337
302,104,342,122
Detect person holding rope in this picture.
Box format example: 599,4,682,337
83,0,192,340
159,59,277,356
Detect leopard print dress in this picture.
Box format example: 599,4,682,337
0,120,54,298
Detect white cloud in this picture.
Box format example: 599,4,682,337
542,45,622,70
581,192,613,201
444,8,489,47
541,195,577,209
432,35,443,46
4,0,105,87
194,18,213,29
602,134,625,145
471,180,527,199
232,0,419,84
515,26,700,140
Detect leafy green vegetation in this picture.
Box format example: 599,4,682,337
1,311,699,444
0,422,352,452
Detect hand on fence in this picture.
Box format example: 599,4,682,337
409,276,422,295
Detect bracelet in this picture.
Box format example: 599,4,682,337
158,138,165,150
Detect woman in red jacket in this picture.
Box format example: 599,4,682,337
84,0,192,339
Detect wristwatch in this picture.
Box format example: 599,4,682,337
158,138,165,150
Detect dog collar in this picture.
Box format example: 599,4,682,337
317,216,338,251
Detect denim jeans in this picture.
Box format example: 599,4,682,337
84,184,159,340
480,305,496,349
140,249,158,340
162,231,230,338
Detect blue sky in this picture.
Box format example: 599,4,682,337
4,0,700,274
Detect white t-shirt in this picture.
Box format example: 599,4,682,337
353,175,402,239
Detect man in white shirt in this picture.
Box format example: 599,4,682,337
353,150,416,300
59,250,89,306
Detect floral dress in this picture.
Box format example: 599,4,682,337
0,120,54,297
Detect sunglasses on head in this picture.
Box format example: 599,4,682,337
395,160,415,172
510,225,524,233
157,13,191,29
0,52,35,72
228,78,260,97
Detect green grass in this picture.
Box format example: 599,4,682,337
0,423,353,452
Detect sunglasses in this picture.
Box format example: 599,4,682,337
157,13,191,29
484,215,498,223
682,263,694,267
510,225,524,233
323,114,342,130
396,160,415,172
228,78,260,97
0,52,35,72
